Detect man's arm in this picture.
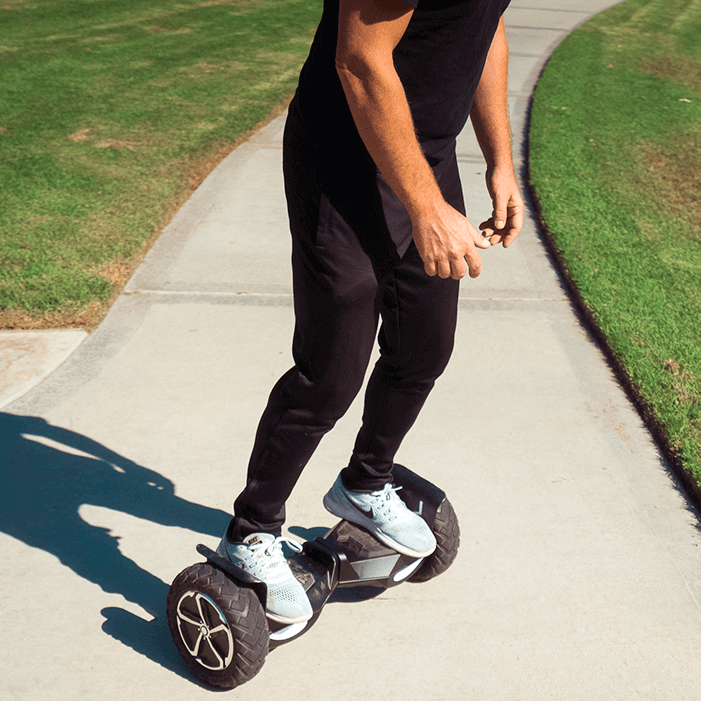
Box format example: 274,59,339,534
336,0,490,280
470,17,524,248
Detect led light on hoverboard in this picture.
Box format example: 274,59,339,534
392,558,424,583
269,621,308,642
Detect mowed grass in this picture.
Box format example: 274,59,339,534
529,0,701,486
0,0,321,328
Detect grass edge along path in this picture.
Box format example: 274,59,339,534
0,98,291,332
527,0,701,497
0,0,321,331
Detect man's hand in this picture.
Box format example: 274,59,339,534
479,166,524,248
412,201,491,280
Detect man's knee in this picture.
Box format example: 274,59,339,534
379,315,457,386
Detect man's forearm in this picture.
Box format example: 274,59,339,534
470,18,513,171
469,17,523,248
336,51,444,221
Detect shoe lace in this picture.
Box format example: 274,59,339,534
248,535,303,560
371,484,404,521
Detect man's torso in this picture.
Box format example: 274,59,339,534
292,0,511,156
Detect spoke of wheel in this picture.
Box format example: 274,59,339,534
196,595,210,627
177,609,204,627
204,637,225,670
181,627,205,657
207,623,228,635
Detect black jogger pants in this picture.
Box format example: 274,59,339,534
231,108,463,539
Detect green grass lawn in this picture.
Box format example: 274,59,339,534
529,0,701,488
0,0,321,328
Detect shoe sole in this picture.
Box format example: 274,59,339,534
323,490,436,558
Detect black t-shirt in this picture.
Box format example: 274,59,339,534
292,0,511,157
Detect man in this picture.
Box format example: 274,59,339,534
217,0,523,624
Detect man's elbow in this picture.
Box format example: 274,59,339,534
335,48,370,85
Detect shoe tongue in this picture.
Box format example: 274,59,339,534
378,483,393,500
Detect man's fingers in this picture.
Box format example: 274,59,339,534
501,230,518,248
481,208,523,248
450,257,468,280
479,218,501,246
478,219,497,247
475,234,491,250
464,248,481,279
422,253,467,279
501,209,524,248
437,259,454,279
493,201,508,230
427,252,476,280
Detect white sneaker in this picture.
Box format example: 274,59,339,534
323,473,436,557
216,532,313,624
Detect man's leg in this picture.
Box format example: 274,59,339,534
342,240,460,492
231,115,382,541
320,238,458,557
341,144,465,491
220,115,388,623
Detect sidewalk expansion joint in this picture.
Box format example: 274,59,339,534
124,290,568,304
507,7,592,15
123,289,294,306
460,297,567,301
505,24,568,32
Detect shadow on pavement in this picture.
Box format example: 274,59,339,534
0,411,231,683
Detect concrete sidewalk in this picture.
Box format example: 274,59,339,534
2,1,701,698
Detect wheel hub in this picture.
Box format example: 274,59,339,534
175,591,235,671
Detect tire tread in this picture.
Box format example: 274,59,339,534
409,498,460,583
166,562,269,688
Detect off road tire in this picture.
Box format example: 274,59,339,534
167,562,268,689
410,498,460,583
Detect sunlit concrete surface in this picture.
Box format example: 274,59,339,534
0,330,87,409
3,2,701,699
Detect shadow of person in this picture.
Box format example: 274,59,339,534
0,412,230,645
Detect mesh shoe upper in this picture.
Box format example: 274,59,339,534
216,532,313,624
323,474,437,558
